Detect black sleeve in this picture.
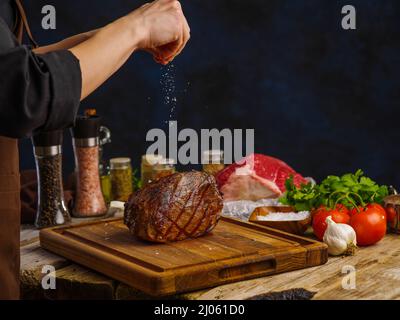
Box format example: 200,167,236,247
0,27,82,138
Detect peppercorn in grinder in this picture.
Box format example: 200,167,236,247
71,115,108,217
32,130,71,229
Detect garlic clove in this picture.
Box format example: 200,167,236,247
324,236,348,256
323,216,357,256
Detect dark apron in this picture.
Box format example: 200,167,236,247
0,0,37,300
0,138,20,299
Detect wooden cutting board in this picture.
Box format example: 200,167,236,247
40,217,328,296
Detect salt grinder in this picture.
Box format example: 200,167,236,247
71,115,107,217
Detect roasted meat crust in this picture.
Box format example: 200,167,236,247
124,171,223,243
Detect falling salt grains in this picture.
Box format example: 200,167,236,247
160,64,177,123
183,81,191,94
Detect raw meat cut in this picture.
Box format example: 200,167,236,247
216,154,307,201
124,171,223,243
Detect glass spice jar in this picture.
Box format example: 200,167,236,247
100,167,112,204
110,158,133,202
32,131,71,229
71,116,108,217
141,154,163,187
202,150,225,176
384,195,400,234
98,125,112,204
153,158,176,181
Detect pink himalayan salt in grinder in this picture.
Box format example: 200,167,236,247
71,115,107,217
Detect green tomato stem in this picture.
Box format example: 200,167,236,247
348,192,365,207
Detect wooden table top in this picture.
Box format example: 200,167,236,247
20,223,400,300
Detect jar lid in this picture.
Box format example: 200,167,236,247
384,195,400,205
142,154,164,166
110,157,131,169
154,159,176,171
32,130,63,147
158,158,176,166
202,150,224,164
71,115,101,139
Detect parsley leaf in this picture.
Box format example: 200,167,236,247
279,170,389,211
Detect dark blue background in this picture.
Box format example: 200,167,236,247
20,0,400,187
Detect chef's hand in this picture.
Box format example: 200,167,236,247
130,0,190,65
64,0,190,100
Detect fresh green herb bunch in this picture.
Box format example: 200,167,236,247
132,168,142,191
279,170,389,212
279,176,319,212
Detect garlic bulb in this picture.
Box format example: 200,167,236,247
323,216,357,256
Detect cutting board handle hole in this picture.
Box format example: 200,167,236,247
219,259,276,279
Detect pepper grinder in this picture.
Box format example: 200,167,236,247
32,130,71,229
71,115,107,217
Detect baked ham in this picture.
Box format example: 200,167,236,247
124,171,223,243
216,154,307,201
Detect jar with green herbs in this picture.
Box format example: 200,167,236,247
100,167,112,204
110,158,133,202
153,158,176,181
141,154,163,187
202,150,225,176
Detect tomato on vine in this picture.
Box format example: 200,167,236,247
312,206,350,240
350,204,387,246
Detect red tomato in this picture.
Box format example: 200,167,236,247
386,205,397,224
370,203,387,216
350,204,387,246
314,204,349,216
349,207,360,217
335,204,350,216
312,207,351,240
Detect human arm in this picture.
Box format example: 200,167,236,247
0,0,190,138
33,30,98,54
69,0,190,100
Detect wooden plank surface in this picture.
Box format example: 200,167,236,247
43,264,116,300
21,225,400,300
38,217,327,296
183,234,400,300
